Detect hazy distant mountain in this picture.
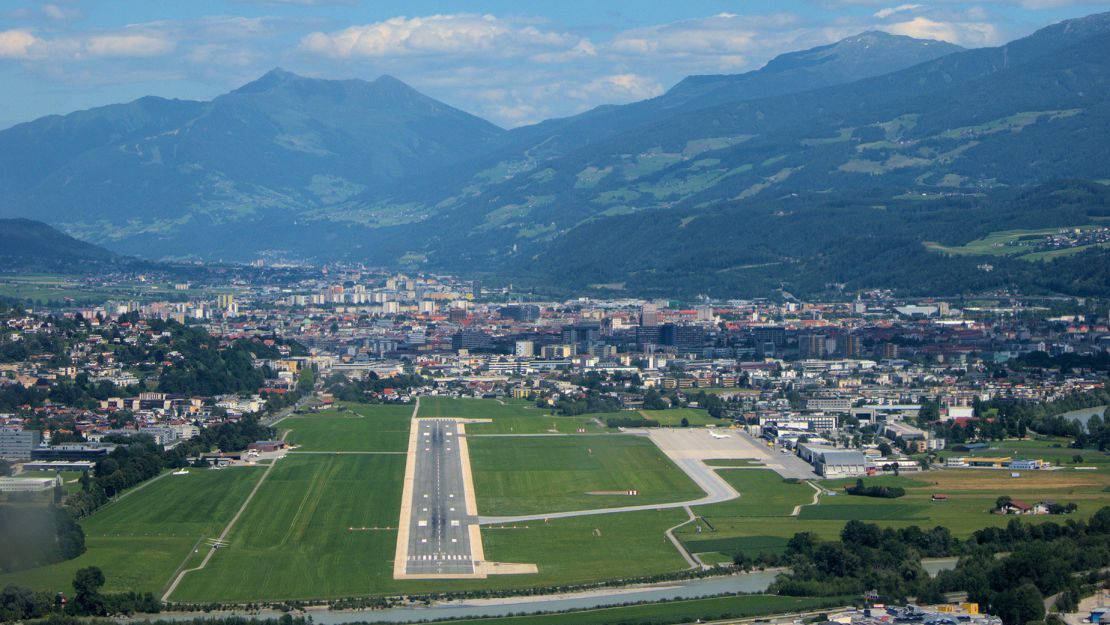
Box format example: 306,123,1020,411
3,11,1110,301
649,31,963,108
0,218,117,268
0,69,503,251
424,31,964,191
387,12,1110,270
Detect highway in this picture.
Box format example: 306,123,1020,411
403,419,476,575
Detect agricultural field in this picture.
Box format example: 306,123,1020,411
0,468,262,596
417,396,607,434
469,435,704,516
281,402,413,452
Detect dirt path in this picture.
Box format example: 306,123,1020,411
664,506,701,570
791,481,823,516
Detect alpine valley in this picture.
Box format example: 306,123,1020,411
4,12,1110,298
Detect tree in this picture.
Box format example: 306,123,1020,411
732,551,751,570
991,582,1044,625
841,519,882,548
786,531,818,556
995,496,1012,512
680,417,690,427
296,367,315,395
71,567,105,615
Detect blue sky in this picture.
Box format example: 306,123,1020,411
2,0,1110,129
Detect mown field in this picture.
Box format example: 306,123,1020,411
170,453,406,602
0,468,262,596
639,408,719,427
678,467,1110,559
470,435,704,516
480,508,692,588
417,396,608,434
281,402,413,452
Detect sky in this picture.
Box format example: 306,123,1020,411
3,1,1110,130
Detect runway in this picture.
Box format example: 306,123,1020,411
403,419,477,576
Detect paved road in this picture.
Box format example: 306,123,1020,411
478,457,738,525
404,419,476,575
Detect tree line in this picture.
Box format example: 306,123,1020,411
750,508,1110,625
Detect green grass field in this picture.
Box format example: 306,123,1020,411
470,435,704,516
677,470,814,557
695,470,814,518
425,594,849,625
417,396,606,434
0,468,262,596
170,454,405,602
679,466,1110,559
938,438,1110,467
281,403,413,452
4,399,724,602
480,509,692,588
923,225,1106,262
704,459,764,467
639,408,720,427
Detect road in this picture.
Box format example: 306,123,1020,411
403,419,477,575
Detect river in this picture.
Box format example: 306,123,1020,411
144,571,782,625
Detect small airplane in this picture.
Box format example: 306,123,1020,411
709,431,731,439
205,539,229,550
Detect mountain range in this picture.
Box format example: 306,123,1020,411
0,219,118,269
3,12,1110,297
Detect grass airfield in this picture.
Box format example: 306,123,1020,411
470,435,703,515
9,398,1107,604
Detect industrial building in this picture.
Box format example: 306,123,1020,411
796,443,868,477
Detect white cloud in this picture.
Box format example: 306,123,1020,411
86,33,175,57
569,73,664,102
0,29,37,59
300,14,581,59
883,16,998,45
874,4,923,19
42,4,81,21
612,14,763,57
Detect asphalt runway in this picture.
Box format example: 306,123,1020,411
404,419,476,575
